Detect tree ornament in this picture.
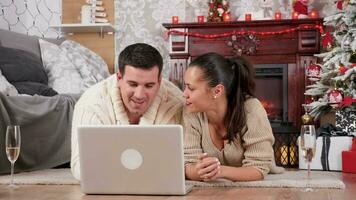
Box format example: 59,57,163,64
301,113,313,124
340,96,356,108
328,89,343,107
208,0,230,22
322,31,334,49
306,63,321,81
304,97,315,105
339,65,348,75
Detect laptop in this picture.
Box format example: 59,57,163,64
77,125,193,195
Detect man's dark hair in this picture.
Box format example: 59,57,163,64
118,43,163,77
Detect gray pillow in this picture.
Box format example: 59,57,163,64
12,82,58,96
0,46,48,84
0,29,65,58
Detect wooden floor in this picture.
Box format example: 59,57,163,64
1,173,355,200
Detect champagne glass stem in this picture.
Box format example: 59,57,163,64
307,162,310,180
10,161,14,186
306,162,313,192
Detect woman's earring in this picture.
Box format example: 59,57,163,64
213,95,217,99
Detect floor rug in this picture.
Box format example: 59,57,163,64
0,169,345,189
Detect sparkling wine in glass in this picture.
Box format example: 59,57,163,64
5,125,21,188
300,125,316,192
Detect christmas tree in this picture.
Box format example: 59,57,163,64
304,0,356,119
208,0,230,22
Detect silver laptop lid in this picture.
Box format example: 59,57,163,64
78,125,187,195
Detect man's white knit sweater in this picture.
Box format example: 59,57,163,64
71,75,185,180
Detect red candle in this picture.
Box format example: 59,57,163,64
197,15,204,23
275,11,281,20
310,10,318,18
292,11,299,19
223,13,231,22
245,13,251,21
172,16,179,24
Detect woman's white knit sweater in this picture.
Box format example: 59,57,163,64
183,98,284,177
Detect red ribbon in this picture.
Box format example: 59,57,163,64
167,25,323,39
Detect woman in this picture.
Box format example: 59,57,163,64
183,52,283,182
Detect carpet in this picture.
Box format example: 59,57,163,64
0,169,345,189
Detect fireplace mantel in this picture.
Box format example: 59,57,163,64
163,18,323,129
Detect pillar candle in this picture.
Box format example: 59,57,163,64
245,13,251,21
292,11,299,19
197,15,204,23
172,16,179,24
310,10,318,18
223,13,231,22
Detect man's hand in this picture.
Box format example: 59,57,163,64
195,153,221,181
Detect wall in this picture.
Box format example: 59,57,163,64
114,0,186,77
114,0,338,77
0,0,61,38
0,0,339,77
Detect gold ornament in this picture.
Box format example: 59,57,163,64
301,113,313,124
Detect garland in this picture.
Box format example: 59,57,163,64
167,24,324,39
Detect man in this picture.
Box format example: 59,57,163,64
71,43,185,180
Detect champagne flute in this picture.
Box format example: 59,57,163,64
5,125,21,188
300,125,316,192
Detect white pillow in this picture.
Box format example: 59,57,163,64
0,70,18,96
60,40,110,81
59,41,102,89
39,39,84,94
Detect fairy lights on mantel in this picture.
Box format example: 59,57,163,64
166,24,324,39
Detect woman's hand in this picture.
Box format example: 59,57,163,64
196,153,221,181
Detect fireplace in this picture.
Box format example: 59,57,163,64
163,19,322,167
255,64,288,124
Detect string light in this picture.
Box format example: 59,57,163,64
167,25,324,39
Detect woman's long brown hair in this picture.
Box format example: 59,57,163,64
188,52,256,142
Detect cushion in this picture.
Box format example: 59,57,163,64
39,39,84,94
60,40,110,81
0,46,48,84
0,29,64,59
59,42,101,89
0,70,18,96
12,82,58,96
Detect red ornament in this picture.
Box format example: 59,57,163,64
336,0,344,10
339,65,348,75
306,64,321,80
339,96,356,108
293,0,308,16
304,98,314,105
322,31,334,48
328,89,343,107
